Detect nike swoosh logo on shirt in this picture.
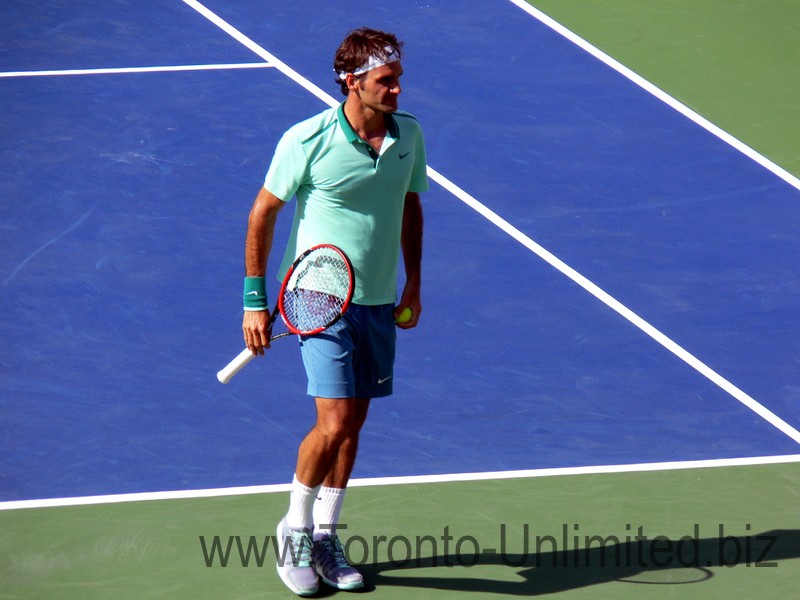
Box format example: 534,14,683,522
399,152,410,159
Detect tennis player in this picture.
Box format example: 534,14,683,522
241,28,428,595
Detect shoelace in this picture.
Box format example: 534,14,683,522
289,530,314,567
318,535,350,569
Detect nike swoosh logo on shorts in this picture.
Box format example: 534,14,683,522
378,376,392,384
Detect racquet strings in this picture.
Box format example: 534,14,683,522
281,247,351,333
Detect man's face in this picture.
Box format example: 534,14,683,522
354,61,403,113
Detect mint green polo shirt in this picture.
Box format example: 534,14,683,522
264,103,428,305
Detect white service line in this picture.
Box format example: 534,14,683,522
506,0,800,193
2,454,798,511
0,62,273,78
182,0,800,446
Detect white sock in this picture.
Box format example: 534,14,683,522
285,475,321,531
313,486,346,541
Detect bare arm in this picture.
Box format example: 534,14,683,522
395,191,423,329
243,187,285,354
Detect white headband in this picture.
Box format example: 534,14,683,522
337,45,400,80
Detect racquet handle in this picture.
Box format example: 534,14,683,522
216,333,294,384
217,348,256,384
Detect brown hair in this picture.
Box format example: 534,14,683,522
333,27,403,96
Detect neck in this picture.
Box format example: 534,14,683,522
343,95,386,140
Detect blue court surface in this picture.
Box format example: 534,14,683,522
1,0,799,504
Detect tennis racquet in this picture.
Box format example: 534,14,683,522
217,244,355,384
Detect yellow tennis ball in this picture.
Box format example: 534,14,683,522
396,306,413,324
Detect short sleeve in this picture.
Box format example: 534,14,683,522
263,129,309,202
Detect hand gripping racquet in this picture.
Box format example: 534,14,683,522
217,244,354,383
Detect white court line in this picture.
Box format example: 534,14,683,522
431,169,800,446
183,0,800,445
0,62,272,78
2,454,798,511
507,0,800,193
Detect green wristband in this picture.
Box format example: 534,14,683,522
243,277,268,311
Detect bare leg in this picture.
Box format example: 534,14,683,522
323,398,370,488
295,397,370,488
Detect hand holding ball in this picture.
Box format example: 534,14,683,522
395,306,413,324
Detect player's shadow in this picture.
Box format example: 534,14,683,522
353,529,800,596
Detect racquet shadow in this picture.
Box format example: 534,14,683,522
348,529,800,596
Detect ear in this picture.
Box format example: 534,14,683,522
345,73,361,93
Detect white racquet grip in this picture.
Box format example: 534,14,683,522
217,348,256,384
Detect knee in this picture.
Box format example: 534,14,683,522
315,412,361,446
313,398,369,445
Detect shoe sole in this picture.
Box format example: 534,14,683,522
320,575,364,591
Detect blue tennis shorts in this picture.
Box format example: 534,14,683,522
299,303,396,399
